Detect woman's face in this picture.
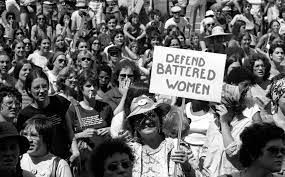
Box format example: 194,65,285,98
64,73,76,89
241,35,251,48
240,25,246,34
108,19,117,30
253,59,266,79
63,14,70,24
78,42,88,51
130,43,138,53
40,39,50,53
0,138,20,170
276,0,282,8
23,39,32,52
192,36,199,45
271,21,280,33
56,36,65,49
206,21,215,32
131,16,139,25
0,95,21,120
19,63,32,82
15,30,24,41
243,3,252,14
103,153,133,177
118,67,134,87
14,42,25,57
29,77,49,103
255,139,285,173
100,25,108,34
21,125,46,157
92,39,100,51
150,37,160,47
79,54,92,69
170,39,180,48
37,15,45,26
137,111,161,138
114,33,125,46
271,47,284,65
177,35,185,44
99,71,111,88
227,61,241,75
53,54,67,71
82,81,97,99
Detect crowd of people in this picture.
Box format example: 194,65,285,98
1,0,285,177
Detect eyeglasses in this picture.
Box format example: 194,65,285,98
81,57,91,62
99,76,110,80
106,160,132,171
207,23,215,27
58,59,67,63
38,18,45,21
266,146,285,156
8,16,14,20
93,42,100,45
21,131,40,140
2,100,21,109
16,32,23,35
119,74,134,78
24,42,31,46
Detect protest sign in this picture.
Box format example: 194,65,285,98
149,46,226,103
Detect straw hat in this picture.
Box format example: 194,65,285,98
0,122,29,155
127,95,171,120
205,26,232,39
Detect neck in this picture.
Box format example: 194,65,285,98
15,79,25,91
174,17,180,23
14,55,24,61
81,97,95,109
29,149,49,161
142,133,164,149
256,77,264,85
32,97,50,109
244,165,272,177
52,67,60,76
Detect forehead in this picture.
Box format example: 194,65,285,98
105,153,130,164
264,139,285,148
0,55,9,61
120,67,133,74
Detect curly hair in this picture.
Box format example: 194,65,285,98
269,43,285,56
88,138,135,177
232,20,246,41
244,53,271,81
110,29,124,43
112,59,141,86
76,70,98,101
239,123,285,168
0,84,22,105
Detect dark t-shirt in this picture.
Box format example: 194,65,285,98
67,100,113,148
102,87,122,111
16,95,71,159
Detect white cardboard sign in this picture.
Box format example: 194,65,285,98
149,46,226,102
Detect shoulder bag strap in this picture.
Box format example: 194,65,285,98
51,157,61,177
71,99,84,128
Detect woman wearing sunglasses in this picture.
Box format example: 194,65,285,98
125,95,196,177
46,52,68,95
76,50,95,74
220,123,285,177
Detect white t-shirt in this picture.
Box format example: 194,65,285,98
164,17,189,32
21,153,72,177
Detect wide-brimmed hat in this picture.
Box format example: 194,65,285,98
205,26,232,39
127,95,171,120
0,122,29,155
205,10,214,17
76,0,87,7
171,6,181,13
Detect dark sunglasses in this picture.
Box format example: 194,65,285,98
119,74,134,78
24,42,31,45
266,146,285,156
207,23,215,27
16,32,23,35
107,160,132,171
133,110,157,129
58,59,66,63
81,57,91,62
